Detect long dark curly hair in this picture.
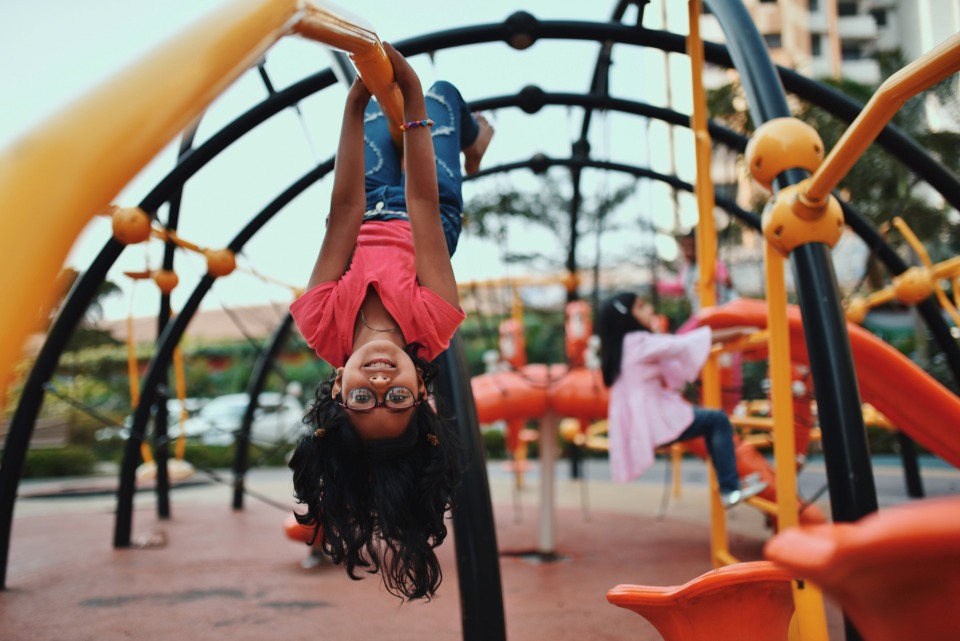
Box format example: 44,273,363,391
288,343,460,600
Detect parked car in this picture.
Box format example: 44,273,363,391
181,392,305,446
95,398,207,442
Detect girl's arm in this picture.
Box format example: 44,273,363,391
627,328,713,390
383,43,459,308
306,77,371,290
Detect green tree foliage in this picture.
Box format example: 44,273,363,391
707,51,960,249
44,268,123,351
464,175,638,280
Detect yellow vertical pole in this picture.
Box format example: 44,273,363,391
511,285,524,325
172,342,189,461
671,444,683,498
688,0,730,567
765,245,829,641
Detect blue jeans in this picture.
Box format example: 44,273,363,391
362,80,480,256
673,408,740,493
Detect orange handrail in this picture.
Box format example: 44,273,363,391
801,33,960,208
294,2,404,146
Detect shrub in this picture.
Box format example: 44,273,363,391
19,447,98,479
482,429,506,460
183,442,291,470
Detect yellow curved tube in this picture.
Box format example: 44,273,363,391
0,0,300,397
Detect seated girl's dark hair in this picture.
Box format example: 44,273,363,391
289,343,459,600
597,292,651,387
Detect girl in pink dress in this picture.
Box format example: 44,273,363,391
597,292,765,507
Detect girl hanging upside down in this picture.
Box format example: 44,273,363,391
288,43,493,600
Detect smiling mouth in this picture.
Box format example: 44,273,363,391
363,358,396,369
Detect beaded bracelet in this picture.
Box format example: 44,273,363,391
399,118,434,131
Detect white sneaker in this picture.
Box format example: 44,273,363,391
721,475,768,508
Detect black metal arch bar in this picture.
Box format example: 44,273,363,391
0,238,124,590
396,18,960,382
231,313,295,510
467,155,760,229
564,0,645,308
436,333,507,641
393,18,960,213
471,89,748,155
153,124,203,519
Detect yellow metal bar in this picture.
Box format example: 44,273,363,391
294,2,404,146
670,444,684,498
891,216,933,268
765,243,829,640
890,217,960,325
744,494,778,515
0,0,301,397
803,33,960,207
458,272,589,291
172,340,189,462
153,227,205,255
688,0,719,315
689,0,730,567
932,256,960,281
236,265,303,295
863,288,898,308
510,286,525,325
731,416,776,431
954,277,960,315
714,548,739,568
711,329,770,355
126,314,141,410
934,285,960,328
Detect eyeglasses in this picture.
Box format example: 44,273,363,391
339,386,422,413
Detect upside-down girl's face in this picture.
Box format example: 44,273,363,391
332,340,426,440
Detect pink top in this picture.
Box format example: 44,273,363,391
290,220,466,368
608,327,712,482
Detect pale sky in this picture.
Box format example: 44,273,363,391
2,0,706,321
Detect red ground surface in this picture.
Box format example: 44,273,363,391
2,475,846,641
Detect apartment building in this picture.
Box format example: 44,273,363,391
704,0,960,86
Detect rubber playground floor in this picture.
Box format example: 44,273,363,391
5,456,957,641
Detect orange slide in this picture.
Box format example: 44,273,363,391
697,298,960,470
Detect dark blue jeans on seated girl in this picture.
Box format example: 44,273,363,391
673,408,741,493
362,80,480,256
